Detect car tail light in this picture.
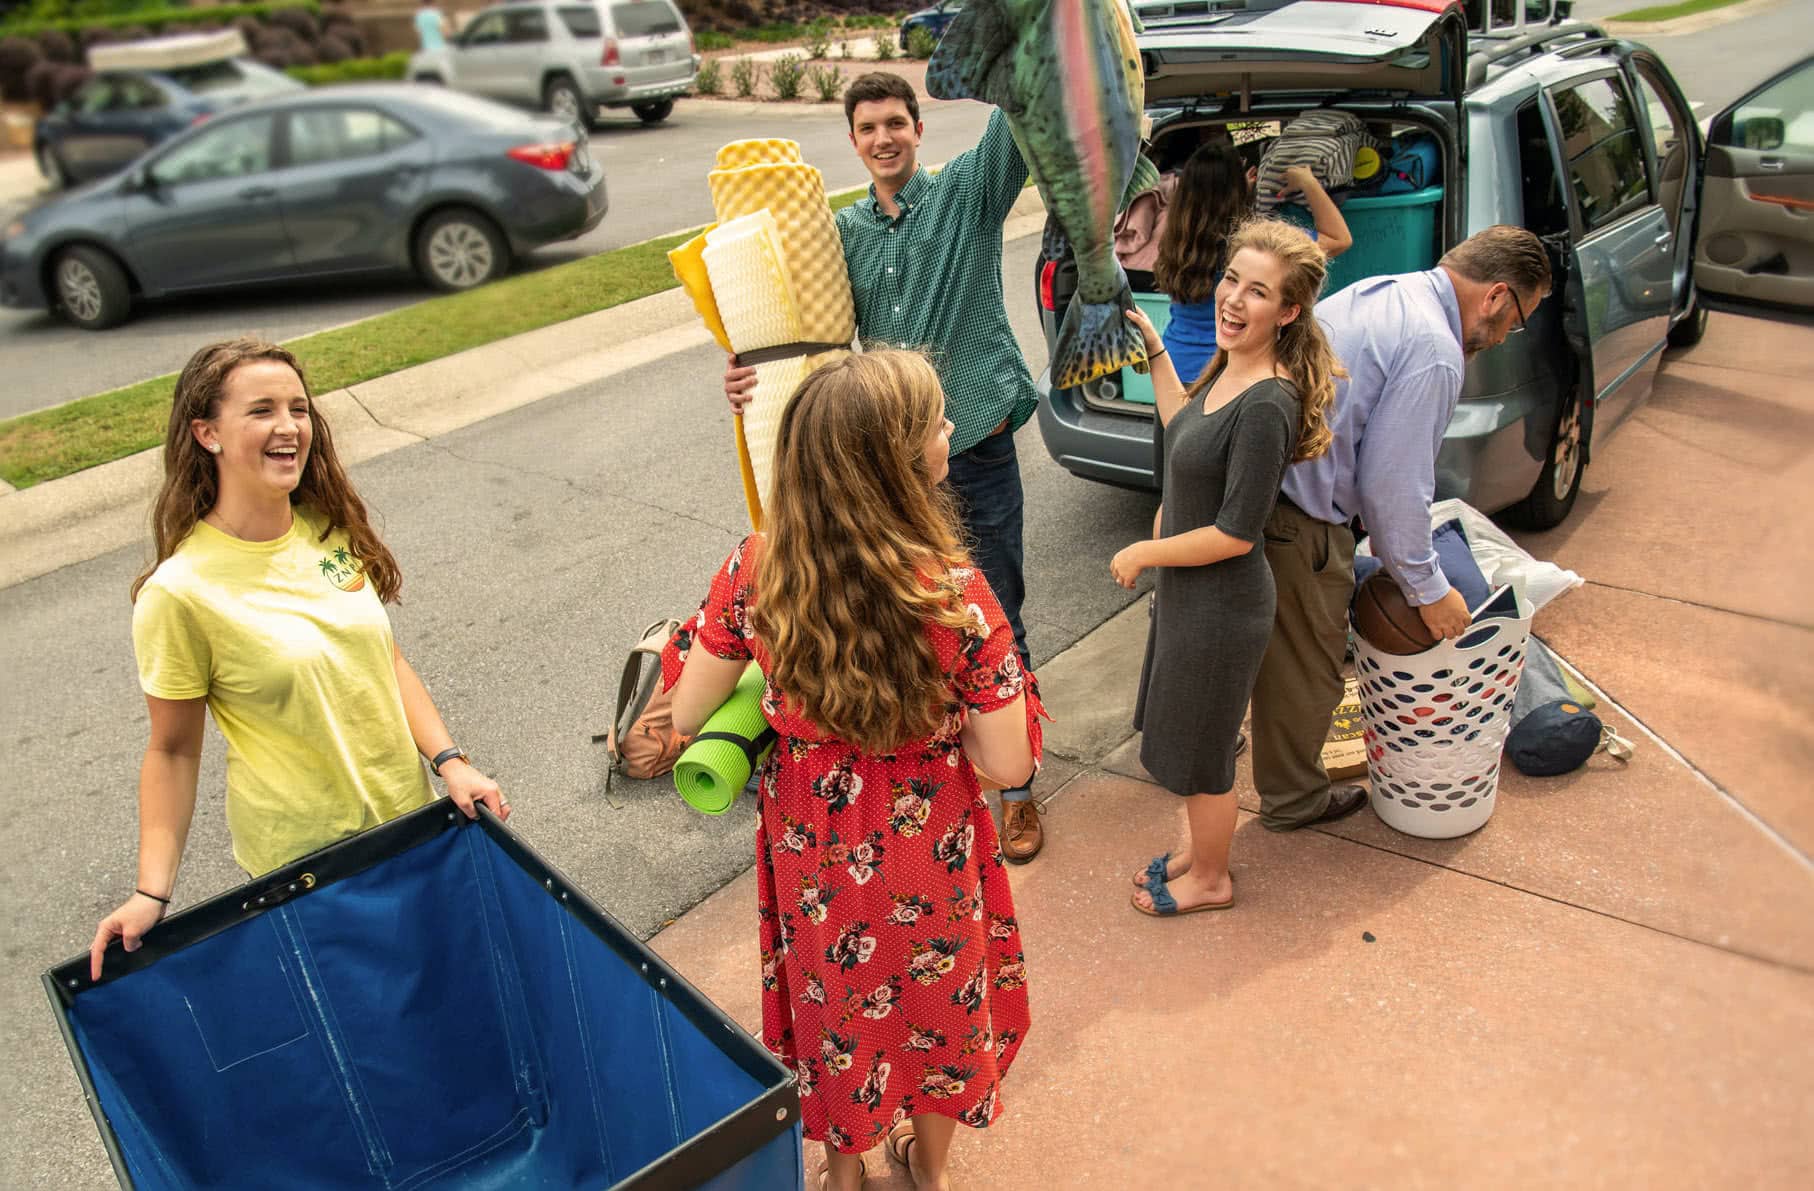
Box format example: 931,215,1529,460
601,37,620,66
508,141,576,171
189,113,210,127
1038,259,1057,312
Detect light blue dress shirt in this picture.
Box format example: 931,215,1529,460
1281,268,1465,607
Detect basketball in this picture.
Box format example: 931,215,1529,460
1353,571,1438,655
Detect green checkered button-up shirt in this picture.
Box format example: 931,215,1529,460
836,109,1037,455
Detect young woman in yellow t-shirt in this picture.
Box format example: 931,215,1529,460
89,338,507,980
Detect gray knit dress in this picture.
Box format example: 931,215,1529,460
1134,377,1302,796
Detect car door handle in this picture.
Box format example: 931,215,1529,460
238,186,277,200
1654,231,1671,246
1759,156,1784,171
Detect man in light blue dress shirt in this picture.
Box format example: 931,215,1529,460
1251,226,1553,831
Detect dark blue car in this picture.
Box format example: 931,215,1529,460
33,58,301,189
899,0,963,51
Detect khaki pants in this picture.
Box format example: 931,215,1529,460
1251,500,1357,830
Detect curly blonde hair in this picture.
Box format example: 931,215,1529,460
1188,218,1342,461
753,351,974,755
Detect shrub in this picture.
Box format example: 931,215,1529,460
1,4,321,40
35,27,76,63
694,56,722,95
284,50,408,85
768,51,804,100
808,63,843,102
729,54,759,98
695,29,734,51
745,22,800,43
905,24,935,60
315,33,351,63
266,4,318,41
0,35,43,102
23,56,57,106
872,30,895,60
803,16,832,59
51,61,89,103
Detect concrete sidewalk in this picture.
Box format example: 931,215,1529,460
652,312,1814,1187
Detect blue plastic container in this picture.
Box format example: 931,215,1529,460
47,803,803,1190
1278,184,1444,296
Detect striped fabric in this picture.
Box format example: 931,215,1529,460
1254,110,1381,214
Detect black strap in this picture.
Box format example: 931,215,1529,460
690,727,778,767
735,342,848,367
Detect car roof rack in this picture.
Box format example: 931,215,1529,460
1465,21,1608,88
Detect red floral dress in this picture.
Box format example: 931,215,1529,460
662,536,1042,1154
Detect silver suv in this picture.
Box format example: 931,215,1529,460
408,0,698,127
1034,0,1813,529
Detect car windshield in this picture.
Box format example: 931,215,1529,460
559,6,602,37
611,2,681,37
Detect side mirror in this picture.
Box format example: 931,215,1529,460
1734,115,1785,152
121,167,154,194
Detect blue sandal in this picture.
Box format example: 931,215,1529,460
1132,871,1236,918
1134,852,1172,889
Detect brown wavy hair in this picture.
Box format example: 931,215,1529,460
1153,141,1252,306
1187,219,1343,462
752,351,974,755
130,338,402,603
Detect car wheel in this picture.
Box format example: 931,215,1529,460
1667,283,1708,349
52,245,131,330
631,99,674,125
1507,395,1584,531
36,142,68,189
545,75,590,128
415,208,510,293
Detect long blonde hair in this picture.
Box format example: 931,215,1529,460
753,351,974,755
1187,218,1342,461
131,338,402,603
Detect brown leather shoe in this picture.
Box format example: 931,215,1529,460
1001,799,1044,864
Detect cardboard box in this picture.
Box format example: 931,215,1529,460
1322,675,1367,780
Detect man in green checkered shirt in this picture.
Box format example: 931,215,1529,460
724,72,1047,863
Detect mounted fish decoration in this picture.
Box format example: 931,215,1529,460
928,0,1159,389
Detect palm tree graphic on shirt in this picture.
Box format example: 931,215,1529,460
317,546,366,592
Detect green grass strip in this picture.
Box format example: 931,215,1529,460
1610,0,1743,22
0,186,872,490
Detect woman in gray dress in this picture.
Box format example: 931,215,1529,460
1111,219,1341,917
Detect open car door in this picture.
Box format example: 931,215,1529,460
1694,55,1814,312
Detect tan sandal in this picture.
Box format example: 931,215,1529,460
885,1118,916,1170
819,1164,867,1190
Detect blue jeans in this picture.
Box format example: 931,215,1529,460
945,427,1032,802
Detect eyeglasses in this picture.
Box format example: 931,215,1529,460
1506,287,1529,334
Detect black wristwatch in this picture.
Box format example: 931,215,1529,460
429,746,469,776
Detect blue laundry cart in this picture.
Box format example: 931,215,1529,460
45,802,802,1190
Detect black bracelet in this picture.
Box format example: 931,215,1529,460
1149,347,1167,360
429,746,468,776
135,888,170,905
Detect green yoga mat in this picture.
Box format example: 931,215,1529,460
674,663,776,814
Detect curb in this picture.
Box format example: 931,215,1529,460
0,187,1049,592
1601,0,1782,36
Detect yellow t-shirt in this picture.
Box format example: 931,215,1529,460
132,508,434,875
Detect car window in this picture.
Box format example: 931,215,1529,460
610,1,682,37
1553,75,1651,233
558,5,600,37
149,115,275,186
70,78,117,115
114,76,166,110
1516,100,1569,238
1632,73,1683,160
1716,60,1814,152
464,10,508,44
288,108,417,166
506,8,550,41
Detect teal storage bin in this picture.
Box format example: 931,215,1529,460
1120,290,1172,408
1278,185,1443,296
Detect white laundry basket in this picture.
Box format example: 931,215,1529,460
1352,592,1533,839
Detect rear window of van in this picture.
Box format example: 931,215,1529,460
611,1,682,37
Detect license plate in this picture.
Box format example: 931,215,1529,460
647,49,665,63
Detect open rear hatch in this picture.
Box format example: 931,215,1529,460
1137,0,1467,112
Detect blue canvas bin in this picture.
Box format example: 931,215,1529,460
1278,185,1445,296
45,802,803,1191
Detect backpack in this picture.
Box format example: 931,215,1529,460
1371,130,1443,195
595,616,689,784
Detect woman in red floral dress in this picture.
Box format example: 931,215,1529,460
666,351,1041,1191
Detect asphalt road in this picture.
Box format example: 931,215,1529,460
0,99,996,421
0,229,1160,1189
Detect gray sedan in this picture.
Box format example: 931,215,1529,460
0,84,608,330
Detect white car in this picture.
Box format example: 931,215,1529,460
408,0,698,127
